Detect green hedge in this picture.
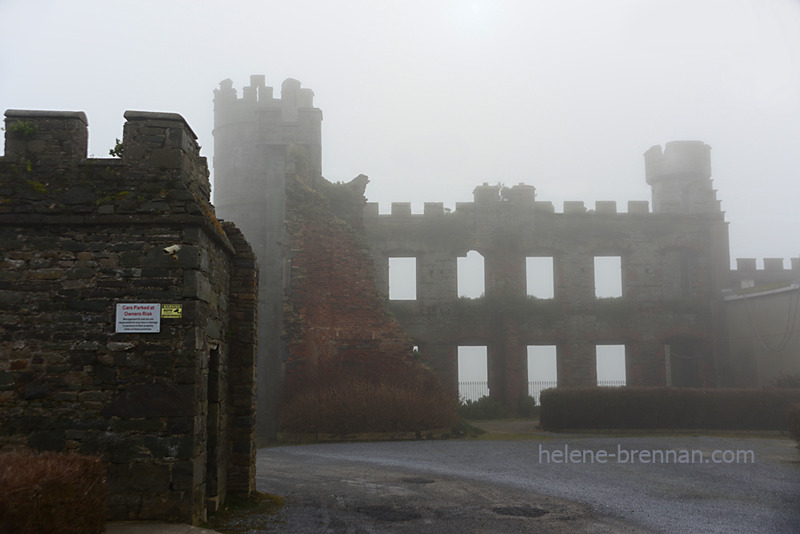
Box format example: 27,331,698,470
459,396,510,420
539,387,800,431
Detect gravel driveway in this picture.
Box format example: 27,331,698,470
255,432,800,533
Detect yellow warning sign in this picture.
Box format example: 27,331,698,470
161,304,183,319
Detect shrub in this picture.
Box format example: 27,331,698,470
279,375,459,435
517,395,538,418
772,373,800,388
539,387,800,431
788,403,800,445
459,396,509,420
0,449,107,534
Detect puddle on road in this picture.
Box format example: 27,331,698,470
401,476,436,484
492,505,549,518
357,504,423,522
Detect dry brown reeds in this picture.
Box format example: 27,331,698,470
0,449,107,534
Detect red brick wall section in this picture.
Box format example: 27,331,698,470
282,176,429,397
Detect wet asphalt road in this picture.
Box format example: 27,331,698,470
256,434,800,533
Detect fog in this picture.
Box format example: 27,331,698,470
2,0,798,269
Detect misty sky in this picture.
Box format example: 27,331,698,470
2,0,799,269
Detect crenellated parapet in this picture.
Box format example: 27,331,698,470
214,75,316,118
363,196,654,217
1,109,223,242
4,110,88,164
644,141,721,214
729,257,800,289
212,76,321,159
212,76,323,212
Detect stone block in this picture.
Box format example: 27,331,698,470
128,462,172,493
27,429,66,452
736,258,756,272
627,200,649,214
391,202,411,216
595,201,617,214
563,201,586,213
102,384,197,418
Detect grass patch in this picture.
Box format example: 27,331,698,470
451,419,486,438
205,492,284,533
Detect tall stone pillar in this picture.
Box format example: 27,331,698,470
213,76,322,441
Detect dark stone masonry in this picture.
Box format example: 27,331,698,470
0,109,258,524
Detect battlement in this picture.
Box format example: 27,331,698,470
4,110,88,163
213,75,318,124
363,189,653,217
645,141,711,184
732,257,800,273
4,109,202,165
2,109,213,216
644,141,722,215
212,76,323,200
729,257,800,290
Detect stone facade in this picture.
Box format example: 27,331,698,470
0,110,258,524
214,76,796,421
364,142,731,404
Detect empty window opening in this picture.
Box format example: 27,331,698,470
526,257,554,299
594,256,622,298
458,345,488,401
457,250,485,298
389,257,416,300
527,345,557,402
596,344,626,386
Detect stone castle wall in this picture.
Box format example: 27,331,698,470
0,110,258,524
212,78,738,414
213,76,798,418
363,170,731,403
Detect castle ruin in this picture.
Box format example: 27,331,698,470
213,77,800,441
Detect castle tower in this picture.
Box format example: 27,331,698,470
644,140,720,214
213,76,322,441
645,140,731,385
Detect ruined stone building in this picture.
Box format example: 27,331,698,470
213,77,799,434
0,110,259,524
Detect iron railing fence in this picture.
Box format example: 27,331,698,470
528,380,558,404
458,381,489,403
